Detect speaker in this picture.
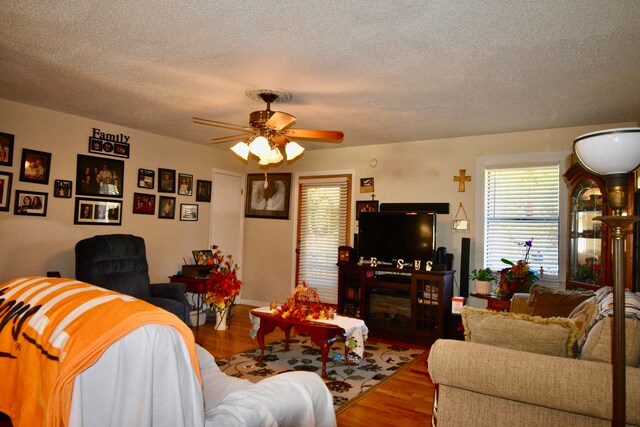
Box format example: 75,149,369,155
460,238,471,297
435,247,447,265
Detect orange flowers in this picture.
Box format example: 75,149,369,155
203,246,242,313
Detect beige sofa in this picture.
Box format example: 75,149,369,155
428,287,640,426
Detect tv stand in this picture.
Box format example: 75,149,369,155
337,265,455,345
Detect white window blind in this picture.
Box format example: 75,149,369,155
297,175,351,303
484,165,560,280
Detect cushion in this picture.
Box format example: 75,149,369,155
527,284,594,318
567,296,599,343
461,306,579,358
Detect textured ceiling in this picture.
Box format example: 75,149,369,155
1,1,639,150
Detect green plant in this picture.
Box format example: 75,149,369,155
469,268,497,281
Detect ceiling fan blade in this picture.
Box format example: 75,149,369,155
211,133,254,143
271,134,290,146
193,117,253,132
283,128,344,142
265,111,296,131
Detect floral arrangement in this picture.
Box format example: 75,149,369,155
273,282,335,321
496,239,538,298
203,245,242,326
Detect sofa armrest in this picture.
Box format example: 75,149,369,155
150,282,188,301
509,293,530,314
428,339,639,424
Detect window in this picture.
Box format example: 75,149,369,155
482,162,562,282
296,174,352,303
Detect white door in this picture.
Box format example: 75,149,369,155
209,170,244,271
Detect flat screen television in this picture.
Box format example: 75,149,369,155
357,211,437,265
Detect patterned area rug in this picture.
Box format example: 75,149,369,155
215,337,424,411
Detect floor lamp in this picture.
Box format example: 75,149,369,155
573,127,640,426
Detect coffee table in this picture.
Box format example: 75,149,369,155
250,309,350,377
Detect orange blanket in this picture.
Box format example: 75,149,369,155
0,277,200,427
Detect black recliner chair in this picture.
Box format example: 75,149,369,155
75,234,190,325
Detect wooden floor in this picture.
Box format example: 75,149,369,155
196,304,435,426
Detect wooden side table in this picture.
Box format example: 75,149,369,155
169,275,211,327
470,293,511,312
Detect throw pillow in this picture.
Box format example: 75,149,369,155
527,284,594,318
461,306,579,358
568,296,599,343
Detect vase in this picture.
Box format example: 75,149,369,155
215,310,228,330
475,280,492,295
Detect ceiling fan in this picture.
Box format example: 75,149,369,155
193,89,344,165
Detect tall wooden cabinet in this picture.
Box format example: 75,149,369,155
337,265,455,345
563,162,635,290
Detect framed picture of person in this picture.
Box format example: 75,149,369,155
0,132,14,167
132,193,156,215
158,196,176,219
180,203,198,221
74,197,122,225
19,149,51,185
196,180,212,202
138,168,155,189
14,190,48,216
245,173,291,219
158,168,176,193
0,172,13,212
54,179,72,198
192,249,214,265
178,173,193,196
75,154,124,198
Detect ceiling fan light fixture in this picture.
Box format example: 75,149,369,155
285,141,305,160
268,147,284,164
249,136,270,158
230,142,250,160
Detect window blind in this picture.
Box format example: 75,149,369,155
297,175,351,303
484,165,560,280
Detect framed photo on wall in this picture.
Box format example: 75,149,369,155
178,173,193,196
158,168,176,193
54,179,72,198
180,203,198,221
196,180,212,202
75,154,124,198
20,149,51,185
132,193,156,215
360,177,374,193
0,172,13,212
14,190,48,216
138,168,155,189
356,200,379,220
245,173,291,219
158,196,176,219
74,197,122,225
0,132,14,167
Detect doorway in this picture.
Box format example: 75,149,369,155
209,170,244,273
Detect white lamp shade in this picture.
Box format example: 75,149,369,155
267,147,283,164
573,128,640,175
285,141,305,160
258,156,270,165
249,136,270,157
230,142,250,160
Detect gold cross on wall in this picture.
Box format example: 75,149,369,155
453,169,471,192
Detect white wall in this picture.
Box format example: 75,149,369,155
0,99,242,283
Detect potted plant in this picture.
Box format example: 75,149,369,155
469,268,497,294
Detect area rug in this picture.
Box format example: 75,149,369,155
215,337,425,411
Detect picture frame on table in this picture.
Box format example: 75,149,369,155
0,132,14,167
14,190,48,216
53,179,72,198
19,149,51,185
178,173,193,196
138,168,155,189
74,197,122,225
75,154,124,198
158,168,176,193
196,180,212,202
180,203,198,221
355,200,379,220
192,249,214,265
158,196,176,219
245,173,291,219
132,192,156,215
0,172,13,212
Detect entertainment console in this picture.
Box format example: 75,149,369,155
337,265,455,345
